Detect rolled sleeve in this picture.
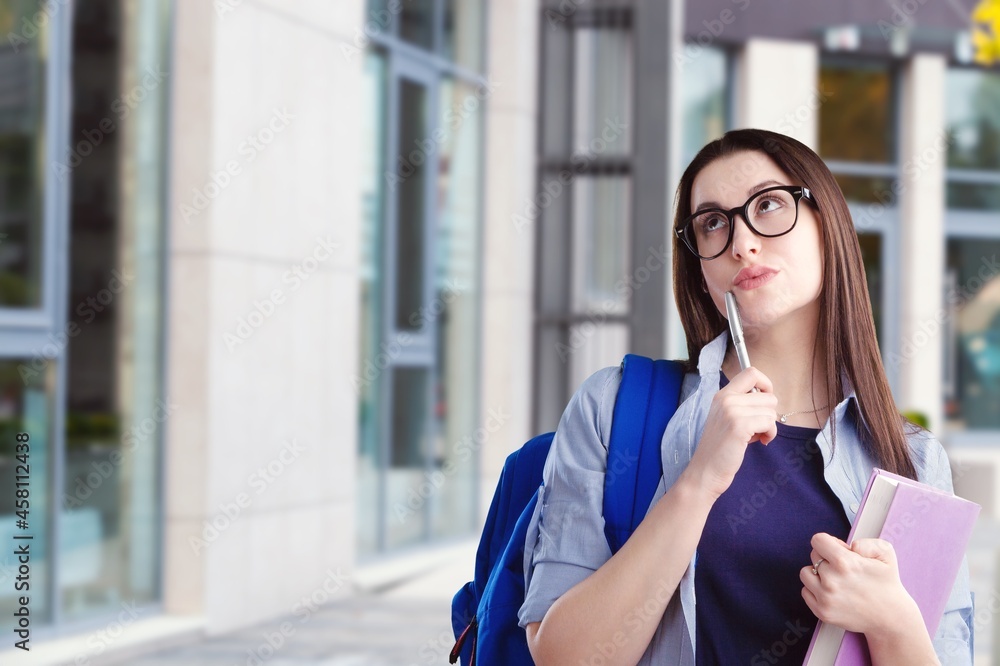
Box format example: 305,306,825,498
517,366,621,628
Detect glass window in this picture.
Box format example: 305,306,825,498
540,17,573,160
394,78,428,332
681,46,727,166
366,0,486,73
390,368,431,468
946,69,1000,211
428,76,482,540
857,233,883,347
946,182,1000,211
399,0,434,49
573,26,632,157
945,238,1000,430
947,69,1000,171
819,62,895,164
443,0,485,72
0,361,53,624
834,176,896,205
572,176,631,314
386,365,432,549
59,0,164,621
0,2,46,308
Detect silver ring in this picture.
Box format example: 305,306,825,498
811,558,826,576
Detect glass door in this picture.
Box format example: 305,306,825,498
0,0,71,628
357,0,487,556
380,56,440,551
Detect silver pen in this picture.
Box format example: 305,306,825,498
725,291,759,392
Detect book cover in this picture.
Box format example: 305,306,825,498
802,468,980,665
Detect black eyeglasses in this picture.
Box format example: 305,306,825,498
675,185,816,260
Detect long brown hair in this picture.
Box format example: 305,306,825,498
672,128,916,479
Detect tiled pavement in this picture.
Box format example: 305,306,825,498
125,542,477,666
121,519,1000,666
126,596,458,666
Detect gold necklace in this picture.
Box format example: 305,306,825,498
778,405,829,424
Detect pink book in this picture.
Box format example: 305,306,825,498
802,468,980,665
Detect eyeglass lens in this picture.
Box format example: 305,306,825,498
686,188,799,259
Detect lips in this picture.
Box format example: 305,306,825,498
733,265,778,290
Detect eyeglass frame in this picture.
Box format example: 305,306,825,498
674,185,816,260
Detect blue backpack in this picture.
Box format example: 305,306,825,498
449,355,686,665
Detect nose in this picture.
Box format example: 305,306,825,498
730,214,761,259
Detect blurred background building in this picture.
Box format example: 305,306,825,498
0,0,997,663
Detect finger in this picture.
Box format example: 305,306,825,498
725,399,778,444
810,532,850,563
738,411,778,446
799,566,822,592
851,538,896,564
756,419,779,446
800,585,821,618
724,366,774,395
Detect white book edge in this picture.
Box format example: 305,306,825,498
803,474,900,664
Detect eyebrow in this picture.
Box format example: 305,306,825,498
693,179,786,213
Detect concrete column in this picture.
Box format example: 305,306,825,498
164,0,364,633
897,53,947,432
735,39,820,150
162,0,213,619
478,0,539,519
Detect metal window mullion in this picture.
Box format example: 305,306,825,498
946,210,1000,237
630,0,667,359
535,313,630,326
563,22,578,408
825,160,899,179
48,0,75,627
420,71,441,544
530,8,547,435
469,5,488,528
539,158,631,174
889,60,902,165
366,32,487,87
376,52,404,553
946,168,1000,185
883,214,901,398
848,202,893,233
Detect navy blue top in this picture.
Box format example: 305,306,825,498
695,372,852,665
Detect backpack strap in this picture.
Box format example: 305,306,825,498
603,356,685,554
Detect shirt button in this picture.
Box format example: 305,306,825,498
850,502,859,513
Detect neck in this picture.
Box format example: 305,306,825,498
722,310,830,425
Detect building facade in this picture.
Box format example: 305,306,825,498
0,0,996,663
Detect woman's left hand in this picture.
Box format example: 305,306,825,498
799,532,922,637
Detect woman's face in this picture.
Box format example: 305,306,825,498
689,150,824,333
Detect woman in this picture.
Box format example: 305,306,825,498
517,129,973,665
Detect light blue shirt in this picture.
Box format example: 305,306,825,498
518,331,973,665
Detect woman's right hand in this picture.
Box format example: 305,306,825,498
682,367,777,500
